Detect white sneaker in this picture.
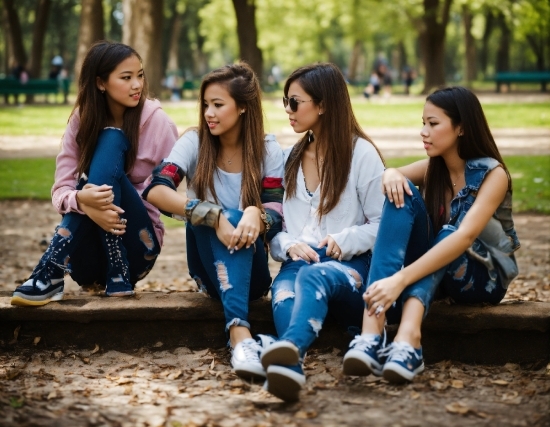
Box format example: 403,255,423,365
231,338,265,380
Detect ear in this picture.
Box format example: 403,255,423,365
317,100,325,115
96,76,105,92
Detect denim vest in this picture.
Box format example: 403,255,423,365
445,157,520,289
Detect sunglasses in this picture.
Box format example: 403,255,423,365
283,97,314,112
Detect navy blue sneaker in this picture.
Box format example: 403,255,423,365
381,341,424,383
343,331,386,376
11,275,64,307
266,363,306,402
105,275,135,297
260,340,300,369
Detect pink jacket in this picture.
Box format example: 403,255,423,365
51,98,178,246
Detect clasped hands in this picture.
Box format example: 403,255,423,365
77,184,126,235
287,235,342,263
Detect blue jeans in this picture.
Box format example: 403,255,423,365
36,128,160,286
368,183,506,325
186,209,272,332
271,248,372,357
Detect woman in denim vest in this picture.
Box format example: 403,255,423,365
259,63,386,401
343,86,520,383
143,63,284,381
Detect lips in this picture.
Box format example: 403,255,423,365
130,93,141,100
207,121,218,129
289,119,296,126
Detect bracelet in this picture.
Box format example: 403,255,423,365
260,210,272,234
184,199,222,228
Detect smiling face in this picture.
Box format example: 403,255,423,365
421,101,462,158
285,81,322,135
203,83,243,139
97,54,143,117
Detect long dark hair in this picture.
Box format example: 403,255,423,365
72,41,148,175
424,86,509,231
284,63,384,217
192,62,265,209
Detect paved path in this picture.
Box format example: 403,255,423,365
1,127,549,159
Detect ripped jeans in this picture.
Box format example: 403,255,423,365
271,248,371,358
186,209,272,332
368,183,506,325
35,128,160,286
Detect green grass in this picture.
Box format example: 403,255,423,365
1,100,549,137
0,155,548,214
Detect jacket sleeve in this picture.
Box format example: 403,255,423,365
51,114,85,215
261,135,285,241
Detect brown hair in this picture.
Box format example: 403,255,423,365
192,62,265,209
424,86,509,232
284,63,384,217
72,40,148,175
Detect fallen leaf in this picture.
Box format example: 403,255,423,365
91,344,100,355
9,325,21,344
210,358,215,370
429,380,448,391
451,380,464,389
153,341,163,348
410,391,420,399
170,370,183,380
33,337,41,346
445,402,470,415
295,410,318,419
491,380,509,386
9,397,24,408
47,390,58,400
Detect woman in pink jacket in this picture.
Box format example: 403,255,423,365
11,41,178,306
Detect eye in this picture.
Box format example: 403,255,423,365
429,122,437,127
138,73,144,79
214,103,222,108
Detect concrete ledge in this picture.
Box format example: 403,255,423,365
0,292,548,365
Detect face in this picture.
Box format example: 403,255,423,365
203,83,243,138
421,101,462,158
97,55,143,113
285,81,322,135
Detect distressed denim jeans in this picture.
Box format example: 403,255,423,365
271,248,371,357
186,209,272,332
36,128,160,286
368,183,506,325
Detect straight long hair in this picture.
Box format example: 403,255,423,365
424,86,509,232
192,62,265,209
72,41,148,175
284,63,384,217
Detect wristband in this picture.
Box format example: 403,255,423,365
184,199,222,228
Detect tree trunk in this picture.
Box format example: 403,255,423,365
231,0,263,83
28,0,51,79
526,35,545,70
2,0,27,70
347,40,363,83
420,0,453,94
122,0,164,98
495,12,510,72
480,9,494,76
462,4,476,87
167,4,182,72
74,0,104,84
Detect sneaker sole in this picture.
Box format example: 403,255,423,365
261,342,299,369
383,361,425,383
233,366,266,381
105,290,135,297
11,292,64,307
266,365,305,402
343,350,382,376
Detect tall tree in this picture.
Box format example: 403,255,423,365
2,0,27,70
461,3,476,86
122,0,164,97
231,0,263,82
166,1,183,72
495,11,510,72
74,0,104,83
419,0,453,93
28,0,51,79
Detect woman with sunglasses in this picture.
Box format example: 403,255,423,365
143,62,284,381
343,87,519,384
259,63,385,401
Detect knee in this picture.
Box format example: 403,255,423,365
222,209,243,228
96,128,129,152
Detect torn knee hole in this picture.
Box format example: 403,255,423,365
274,290,295,304
56,227,71,238
347,268,362,288
139,229,155,250
215,261,233,291
453,262,468,280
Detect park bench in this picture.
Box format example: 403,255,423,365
0,77,70,104
494,71,550,92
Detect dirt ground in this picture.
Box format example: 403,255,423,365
0,200,549,426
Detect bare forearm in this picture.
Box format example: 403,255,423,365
146,185,188,217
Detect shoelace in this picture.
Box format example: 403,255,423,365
378,342,418,363
241,340,263,361
30,260,65,289
349,334,381,352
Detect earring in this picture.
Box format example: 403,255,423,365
240,110,245,115
318,112,322,115
100,89,105,94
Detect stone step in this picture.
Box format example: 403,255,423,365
0,291,548,365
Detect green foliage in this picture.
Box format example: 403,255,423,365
0,155,548,214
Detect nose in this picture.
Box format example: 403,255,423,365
132,76,142,89
284,103,293,114
205,105,214,118
420,124,428,137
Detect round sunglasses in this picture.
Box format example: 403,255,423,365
283,97,315,112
